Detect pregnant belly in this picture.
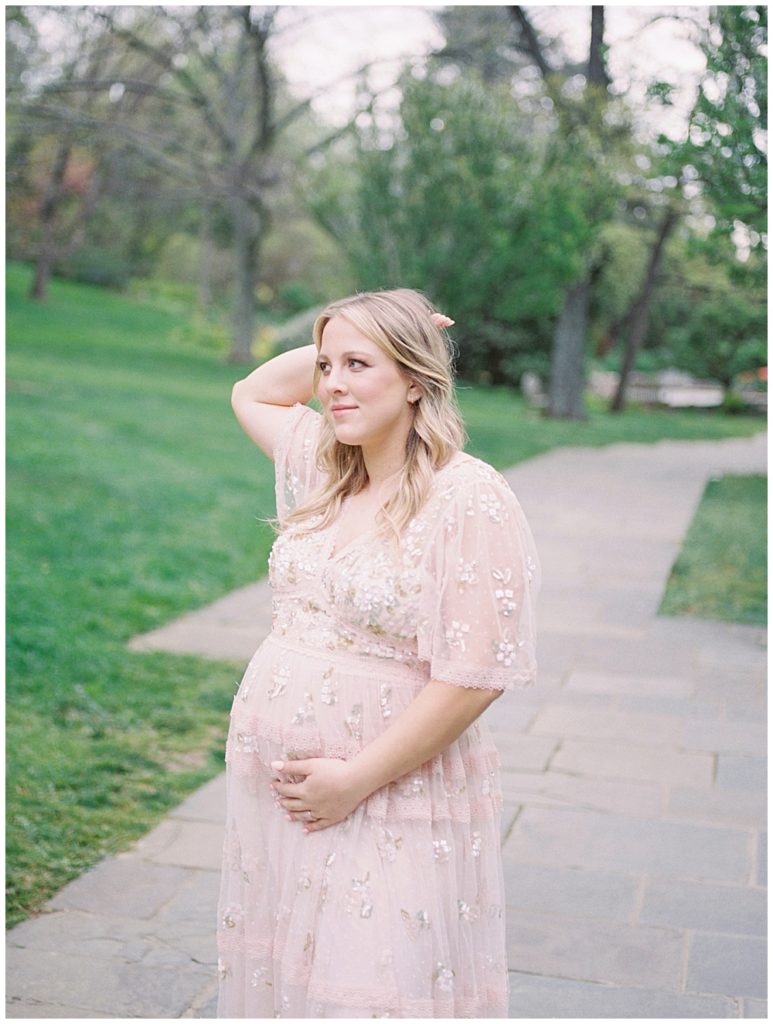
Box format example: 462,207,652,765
225,635,504,826
227,634,426,767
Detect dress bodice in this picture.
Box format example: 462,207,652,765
269,403,541,691
269,470,446,669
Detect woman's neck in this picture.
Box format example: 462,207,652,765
361,438,409,493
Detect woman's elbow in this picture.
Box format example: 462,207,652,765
230,379,247,408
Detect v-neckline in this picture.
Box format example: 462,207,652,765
325,497,377,562
323,452,469,562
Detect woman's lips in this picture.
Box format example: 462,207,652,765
331,405,358,416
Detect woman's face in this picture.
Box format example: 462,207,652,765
316,314,419,456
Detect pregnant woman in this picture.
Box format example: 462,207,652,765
217,287,540,1018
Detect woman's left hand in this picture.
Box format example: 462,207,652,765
270,757,367,832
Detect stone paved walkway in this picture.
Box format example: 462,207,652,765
6,430,767,1019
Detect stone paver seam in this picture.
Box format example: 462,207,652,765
725,996,742,1018
131,855,201,922
541,733,564,773
741,997,760,1018
680,928,694,994
629,873,648,926
137,917,210,970
180,971,221,1022
747,830,762,888
556,667,575,690
502,805,525,845
184,972,219,1014
8,997,98,1018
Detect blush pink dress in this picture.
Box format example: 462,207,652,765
216,403,540,1018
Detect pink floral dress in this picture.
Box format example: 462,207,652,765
216,403,540,1018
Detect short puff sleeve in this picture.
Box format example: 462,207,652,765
273,403,324,522
417,461,541,692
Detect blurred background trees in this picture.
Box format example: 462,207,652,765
6,4,767,417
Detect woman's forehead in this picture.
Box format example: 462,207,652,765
320,314,382,353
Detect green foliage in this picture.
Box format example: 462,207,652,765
660,474,766,624
56,244,133,290
637,229,766,389
277,280,322,314
687,7,767,240
667,291,766,388
653,5,767,263
590,221,653,354
720,390,748,415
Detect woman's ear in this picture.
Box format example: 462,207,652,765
407,383,422,405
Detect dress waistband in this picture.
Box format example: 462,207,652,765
262,631,429,682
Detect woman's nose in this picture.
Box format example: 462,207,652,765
325,369,347,394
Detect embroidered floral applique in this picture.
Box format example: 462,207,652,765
445,620,470,651
456,558,479,591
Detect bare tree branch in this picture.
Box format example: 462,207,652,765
240,6,276,161
27,102,213,189
275,50,436,135
508,6,554,79
96,10,236,153
42,77,197,107
507,5,569,119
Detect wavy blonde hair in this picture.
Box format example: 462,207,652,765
282,287,466,539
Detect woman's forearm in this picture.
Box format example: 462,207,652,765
231,344,318,407
270,682,501,832
348,680,502,801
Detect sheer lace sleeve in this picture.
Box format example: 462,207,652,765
417,459,541,691
273,403,324,522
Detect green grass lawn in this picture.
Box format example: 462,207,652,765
659,474,767,625
5,261,766,926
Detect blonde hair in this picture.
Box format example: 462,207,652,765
282,287,466,539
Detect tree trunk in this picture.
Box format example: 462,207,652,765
30,249,55,301
228,195,260,363
548,279,590,419
588,7,610,88
197,201,213,312
29,138,72,301
610,206,679,412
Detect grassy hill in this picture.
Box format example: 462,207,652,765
5,262,765,925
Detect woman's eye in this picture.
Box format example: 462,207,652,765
318,361,330,373
349,359,366,369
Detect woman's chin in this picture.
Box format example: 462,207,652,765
331,424,363,446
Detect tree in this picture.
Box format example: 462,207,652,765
307,67,559,386
609,204,680,411
670,291,766,395
632,5,768,402
12,6,378,361
507,5,619,418
678,6,767,245
6,7,114,299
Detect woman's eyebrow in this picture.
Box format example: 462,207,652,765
317,350,370,360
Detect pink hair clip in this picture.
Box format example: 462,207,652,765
430,312,455,329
